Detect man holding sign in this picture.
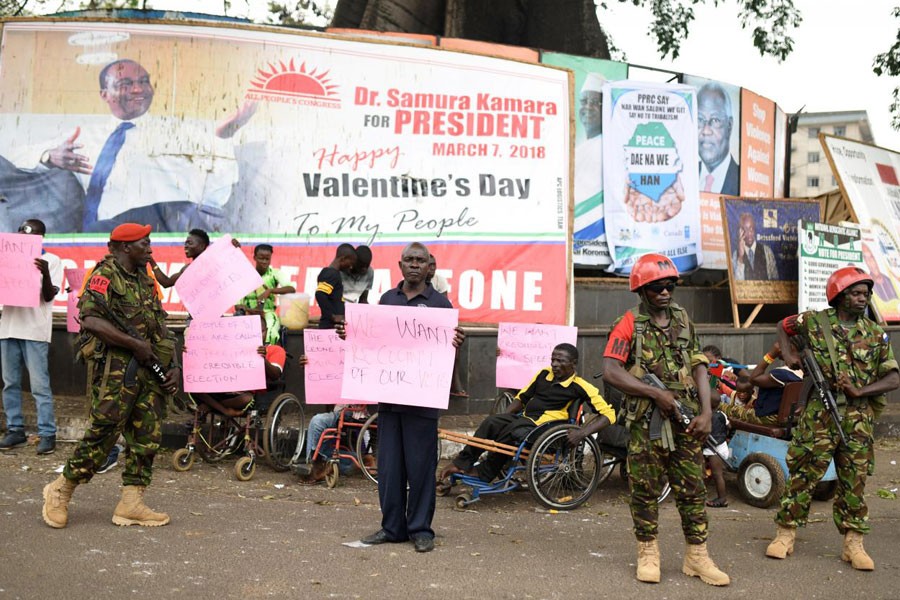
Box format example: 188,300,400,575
0,219,62,454
42,223,181,529
342,242,464,553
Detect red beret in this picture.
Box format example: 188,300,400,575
109,223,152,242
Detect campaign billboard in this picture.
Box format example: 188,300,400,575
821,134,900,321
0,20,572,325
603,80,702,275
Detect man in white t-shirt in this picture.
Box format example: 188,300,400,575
0,219,63,454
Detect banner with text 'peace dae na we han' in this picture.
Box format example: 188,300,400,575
0,20,572,325
602,81,702,275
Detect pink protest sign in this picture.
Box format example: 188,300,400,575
64,267,88,333
496,322,578,389
341,303,459,409
0,233,42,307
174,235,263,321
183,315,266,393
303,329,375,405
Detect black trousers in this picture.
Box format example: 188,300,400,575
453,413,534,482
377,411,438,541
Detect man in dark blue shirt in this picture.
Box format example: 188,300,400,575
343,242,464,553
315,244,356,329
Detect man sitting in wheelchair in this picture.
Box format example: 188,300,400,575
191,316,287,416
439,343,615,487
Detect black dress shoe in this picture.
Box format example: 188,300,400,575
361,529,392,545
413,536,435,553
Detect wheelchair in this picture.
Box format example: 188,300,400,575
171,384,305,481
437,400,604,511
306,405,378,488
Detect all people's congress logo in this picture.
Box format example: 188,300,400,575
247,58,340,108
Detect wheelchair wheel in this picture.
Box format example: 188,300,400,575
264,393,305,472
490,391,515,415
737,452,785,508
171,448,195,472
527,423,603,510
325,462,340,489
234,456,256,481
355,412,379,485
197,412,243,463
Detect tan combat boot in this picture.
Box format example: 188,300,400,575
841,531,875,571
765,525,796,559
636,540,661,583
112,485,170,527
682,542,730,586
42,475,78,529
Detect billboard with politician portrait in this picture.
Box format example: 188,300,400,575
0,19,572,325
541,53,628,269
722,197,822,304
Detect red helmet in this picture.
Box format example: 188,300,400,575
826,267,873,304
629,253,679,291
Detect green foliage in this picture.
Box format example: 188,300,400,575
597,0,801,61
266,0,332,26
873,7,900,130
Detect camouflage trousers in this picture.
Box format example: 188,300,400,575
775,398,875,535
721,402,779,426
627,422,708,544
64,355,165,487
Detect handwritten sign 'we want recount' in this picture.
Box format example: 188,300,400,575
341,303,458,410
496,322,578,389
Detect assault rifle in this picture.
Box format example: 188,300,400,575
644,372,730,462
84,290,177,395
794,338,847,446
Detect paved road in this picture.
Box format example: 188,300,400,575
1,440,899,599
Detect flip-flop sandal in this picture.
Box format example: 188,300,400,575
706,497,728,508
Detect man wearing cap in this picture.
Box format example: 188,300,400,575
0,219,63,455
574,72,607,263
766,267,899,571
602,253,729,586
42,223,181,529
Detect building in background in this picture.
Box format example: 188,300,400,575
789,110,873,198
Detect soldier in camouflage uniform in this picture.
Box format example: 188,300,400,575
603,253,729,586
767,267,899,571
42,223,181,529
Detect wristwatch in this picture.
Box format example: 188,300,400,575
39,150,52,167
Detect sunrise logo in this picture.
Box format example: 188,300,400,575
246,58,340,108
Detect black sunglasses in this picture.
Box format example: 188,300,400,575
17,224,34,234
645,282,676,294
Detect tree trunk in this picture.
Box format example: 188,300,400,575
329,0,610,58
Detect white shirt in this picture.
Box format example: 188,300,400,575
0,252,62,343
699,154,733,193
36,115,238,220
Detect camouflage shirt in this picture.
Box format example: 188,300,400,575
790,308,898,391
78,254,170,361
605,302,708,413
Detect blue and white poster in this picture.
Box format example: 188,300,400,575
603,81,702,275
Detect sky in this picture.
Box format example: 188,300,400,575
34,0,900,151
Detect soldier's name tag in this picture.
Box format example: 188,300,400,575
89,275,110,295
